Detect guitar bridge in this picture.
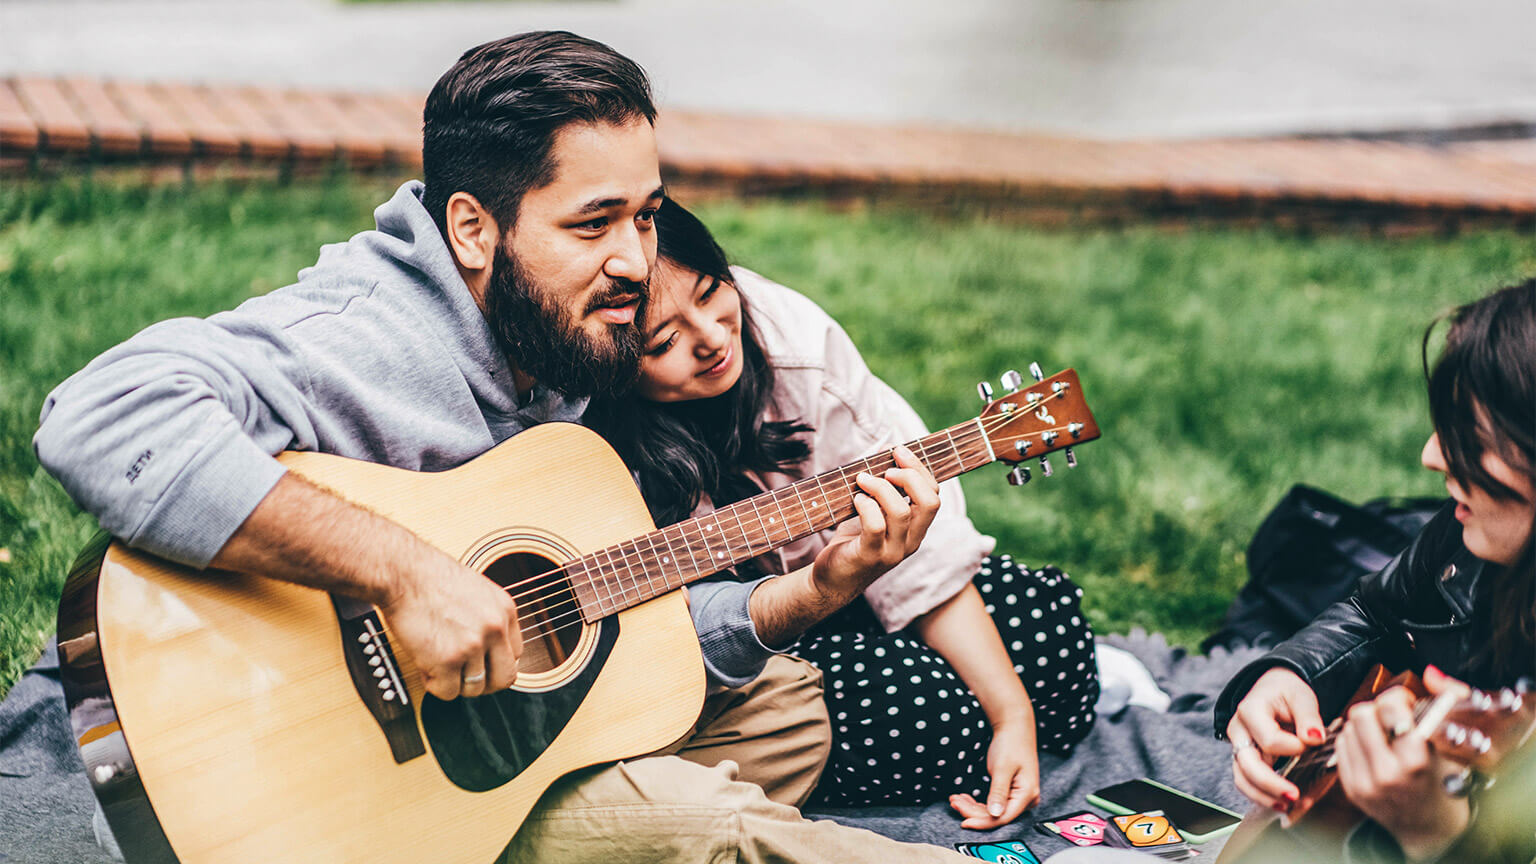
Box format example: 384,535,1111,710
333,594,425,763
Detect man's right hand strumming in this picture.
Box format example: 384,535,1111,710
211,472,522,701
378,546,522,700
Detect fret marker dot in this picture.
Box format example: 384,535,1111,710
716,552,725,559
769,517,776,523
663,556,670,564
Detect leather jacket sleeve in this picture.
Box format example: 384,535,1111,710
1214,502,1459,736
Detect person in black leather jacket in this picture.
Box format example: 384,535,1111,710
1214,280,1535,863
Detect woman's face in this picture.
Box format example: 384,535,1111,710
1422,426,1535,567
636,260,744,402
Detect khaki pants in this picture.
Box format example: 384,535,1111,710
502,655,970,863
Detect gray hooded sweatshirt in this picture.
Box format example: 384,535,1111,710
34,180,770,688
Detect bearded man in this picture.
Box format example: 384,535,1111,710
35,31,969,863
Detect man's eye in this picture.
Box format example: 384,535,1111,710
636,208,658,226
575,217,607,231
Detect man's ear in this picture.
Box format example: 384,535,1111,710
444,192,500,273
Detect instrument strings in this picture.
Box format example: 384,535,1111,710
496,409,1073,643
1282,695,1439,781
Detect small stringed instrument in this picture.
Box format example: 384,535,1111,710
58,366,1100,864
1218,665,1536,862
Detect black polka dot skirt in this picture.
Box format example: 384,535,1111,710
791,555,1098,807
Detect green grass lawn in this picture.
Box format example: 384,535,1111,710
1,175,1531,698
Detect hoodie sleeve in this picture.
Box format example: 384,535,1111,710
34,311,319,568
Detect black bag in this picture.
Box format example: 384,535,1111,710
1201,485,1444,653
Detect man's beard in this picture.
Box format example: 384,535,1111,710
483,244,648,399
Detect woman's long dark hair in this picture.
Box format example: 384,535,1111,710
586,199,812,527
1423,279,1536,679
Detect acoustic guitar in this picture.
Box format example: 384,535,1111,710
57,366,1100,864
1218,665,1536,862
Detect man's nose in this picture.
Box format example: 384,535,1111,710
604,223,651,284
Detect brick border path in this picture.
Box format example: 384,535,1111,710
3,78,1533,228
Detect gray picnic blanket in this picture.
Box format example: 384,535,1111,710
806,631,1262,858
0,632,1261,863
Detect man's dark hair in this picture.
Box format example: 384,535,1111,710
421,31,656,238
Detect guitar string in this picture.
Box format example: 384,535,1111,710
1282,697,1443,777
495,422,978,613
494,407,1069,612
496,408,1058,635
497,431,973,636
497,411,1082,639
493,409,1084,641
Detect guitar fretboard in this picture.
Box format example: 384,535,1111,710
565,419,995,621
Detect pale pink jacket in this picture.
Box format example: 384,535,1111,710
732,267,996,632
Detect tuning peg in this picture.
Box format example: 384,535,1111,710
1065,447,1078,468
977,381,994,404
1039,456,1053,477
1444,722,1468,747
1007,465,1031,486
1069,422,1084,439
1014,440,1031,457
1000,370,1023,392
1028,362,1044,382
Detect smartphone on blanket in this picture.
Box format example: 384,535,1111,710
1085,779,1241,844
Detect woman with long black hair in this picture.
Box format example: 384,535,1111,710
1216,280,1535,863
587,199,1098,829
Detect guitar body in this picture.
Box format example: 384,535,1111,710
57,423,707,864
54,366,1103,863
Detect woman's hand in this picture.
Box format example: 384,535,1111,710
1335,683,1471,861
810,445,940,605
1226,667,1327,813
950,719,1041,829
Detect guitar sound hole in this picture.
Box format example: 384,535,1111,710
482,552,583,675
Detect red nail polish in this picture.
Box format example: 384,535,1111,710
1307,727,1323,740
1283,791,1298,804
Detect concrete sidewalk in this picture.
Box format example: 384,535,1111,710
2,0,1534,140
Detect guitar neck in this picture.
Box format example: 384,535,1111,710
566,419,997,622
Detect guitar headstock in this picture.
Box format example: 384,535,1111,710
976,364,1101,485
1433,679,1536,772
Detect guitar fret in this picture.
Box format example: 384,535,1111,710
767,486,793,545
726,503,755,561
944,428,964,479
605,545,633,612
743,496,774,557
617,540,646,606
700,516,726,572
972,417,996,463
566,557,599,621
658,526,684,585
639,531,669,599
683,520,712,578
580,550,611,611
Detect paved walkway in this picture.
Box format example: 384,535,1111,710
3,77,1533,228
2,0,1534,140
